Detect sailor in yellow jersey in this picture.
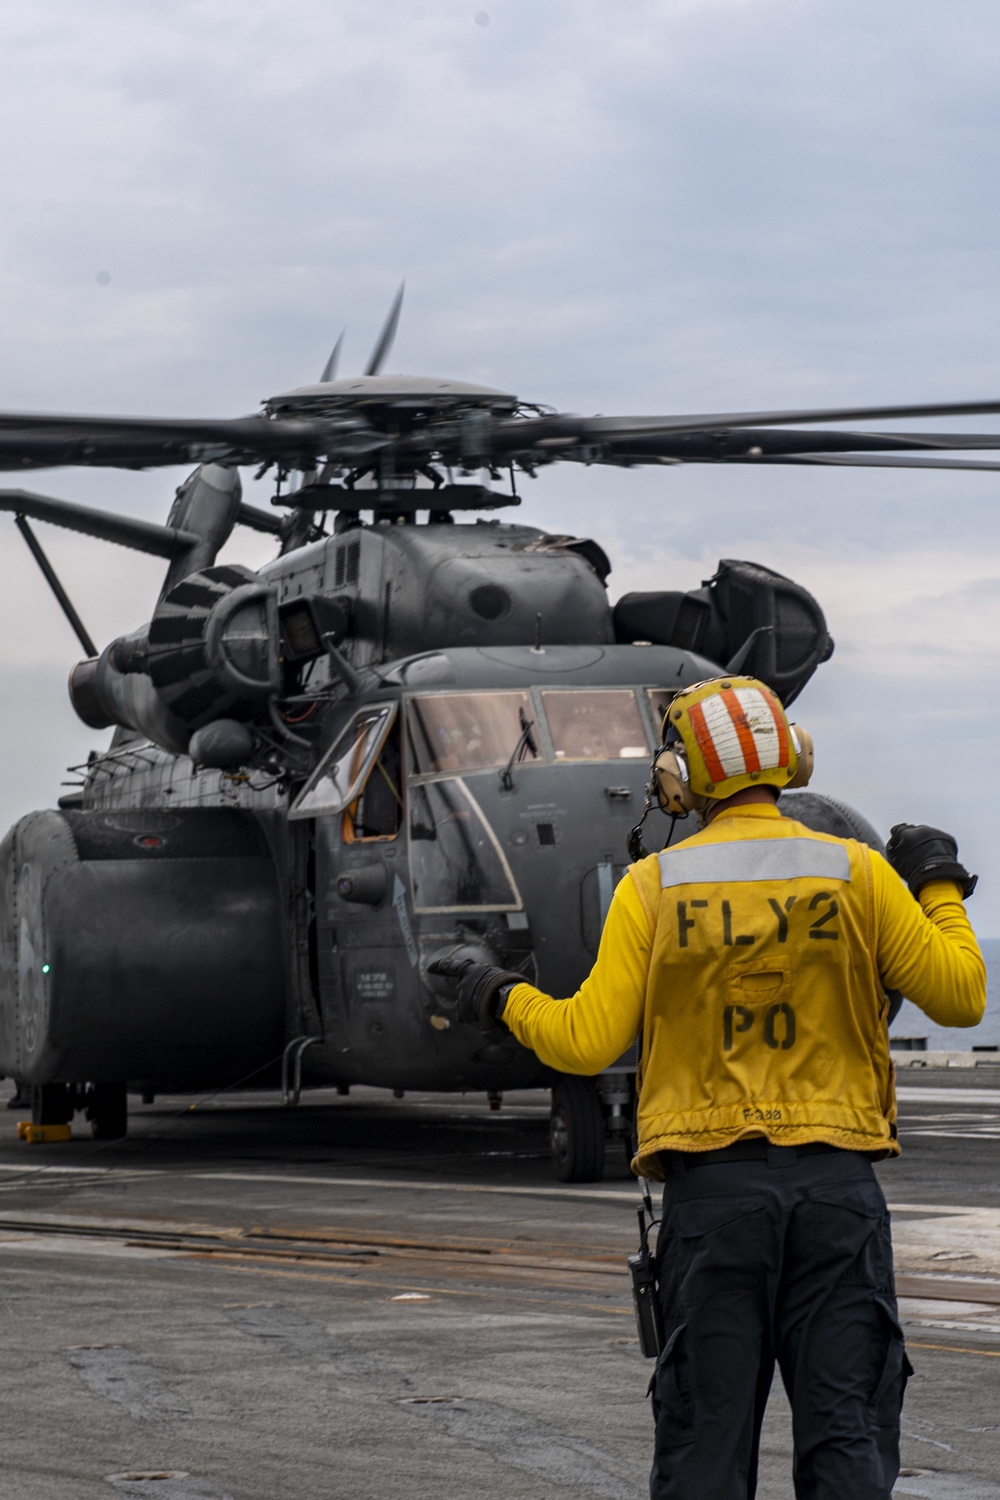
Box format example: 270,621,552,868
431,676,985,1500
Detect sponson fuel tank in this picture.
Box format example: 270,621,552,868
0,808,285,1088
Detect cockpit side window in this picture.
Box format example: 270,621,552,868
289,704,396,821
343,717,403,842
646,688,677,743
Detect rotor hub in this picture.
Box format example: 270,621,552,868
263,374,519,425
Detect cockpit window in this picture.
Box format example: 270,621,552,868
541,689,649,761
409,778,520,911
407,691,535,776
289,705,396,820
647,689,677,744
344,716,403,841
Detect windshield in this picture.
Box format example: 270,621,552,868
289,705,396,820
409,778,520,911
541,689,649,761
407,691,535,775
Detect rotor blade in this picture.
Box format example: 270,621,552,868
14,514,97,656
0,489,199,557
560,426,1000,464
288,331,349,496
579,428,1000,464
320,331,344,384
236,500,283,534
363,283,404,377
857,432,1000,450
488,399,1000,456
733,453,1000,473
0,412,378,473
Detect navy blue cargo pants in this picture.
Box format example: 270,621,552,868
649,1144,910,1500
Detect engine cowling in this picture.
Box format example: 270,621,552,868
613,558,834,706
69,564,282,753
68,566,350,756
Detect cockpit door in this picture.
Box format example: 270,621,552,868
313,707,414,1069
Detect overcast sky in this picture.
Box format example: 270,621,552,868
2,0,1000,931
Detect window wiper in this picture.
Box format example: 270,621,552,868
499,708,539,792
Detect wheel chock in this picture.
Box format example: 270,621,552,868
17,1122,72,1143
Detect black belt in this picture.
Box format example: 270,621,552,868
660,1140,852,1172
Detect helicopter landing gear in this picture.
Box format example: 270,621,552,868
550,1076,605,1183
85,1082,128,1140
31,1082,73,1127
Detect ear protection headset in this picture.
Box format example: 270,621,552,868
652,721,814,817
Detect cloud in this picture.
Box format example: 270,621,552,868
0,0,999,933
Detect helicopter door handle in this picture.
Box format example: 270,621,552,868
605,787,632,801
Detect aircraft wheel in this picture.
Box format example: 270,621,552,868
87,1083,128,1140
31,1082,73,1126
550,1077,605,1183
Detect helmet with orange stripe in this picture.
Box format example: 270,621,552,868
652,676,813,816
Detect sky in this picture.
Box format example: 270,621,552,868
1,0,1000,931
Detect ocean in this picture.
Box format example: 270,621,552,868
889,936,1000,1052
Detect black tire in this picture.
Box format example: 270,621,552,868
31,1082,73,1126
88,1082,128,1140
781,791,884,853
550,1076,605,1183
6,1081,30,1111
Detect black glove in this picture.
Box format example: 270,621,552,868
427,957,524,1031
885,823,977,899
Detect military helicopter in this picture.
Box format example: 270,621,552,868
2,289,1000,1180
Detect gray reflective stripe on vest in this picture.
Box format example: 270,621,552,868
658,837,851,888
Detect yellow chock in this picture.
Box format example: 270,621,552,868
18,1122,71,1144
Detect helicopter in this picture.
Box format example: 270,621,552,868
2,289,1000,1181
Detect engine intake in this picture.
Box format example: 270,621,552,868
147,564,280,727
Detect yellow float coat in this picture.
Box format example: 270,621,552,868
503,803,985,1178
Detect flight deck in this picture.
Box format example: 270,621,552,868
0,1070,997,1499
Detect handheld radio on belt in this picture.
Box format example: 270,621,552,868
626,1031,663,1358
628,1177,663,1358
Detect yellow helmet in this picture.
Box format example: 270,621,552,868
653,676,813,816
